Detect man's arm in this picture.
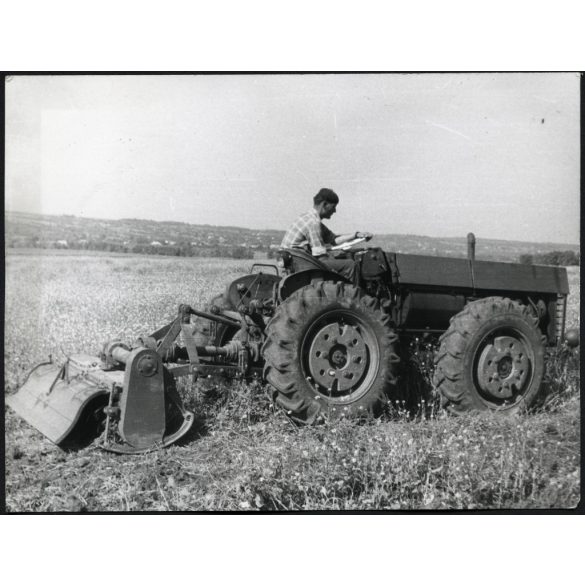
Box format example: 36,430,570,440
333,231,373,245
315,223,373,255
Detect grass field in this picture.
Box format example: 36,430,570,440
4,251,580,511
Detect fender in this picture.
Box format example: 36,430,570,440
224,272,281,309
278,268,351,302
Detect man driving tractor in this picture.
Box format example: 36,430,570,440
280,187,372,282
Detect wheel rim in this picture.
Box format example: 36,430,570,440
302,310,380,403
474,328,534,405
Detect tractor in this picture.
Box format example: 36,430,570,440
7,234,578,454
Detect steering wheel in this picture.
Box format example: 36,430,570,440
330,237,368,252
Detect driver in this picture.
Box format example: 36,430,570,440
281,188,372,282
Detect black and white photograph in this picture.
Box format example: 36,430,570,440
4,72,580,512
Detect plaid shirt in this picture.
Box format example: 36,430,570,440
281,208,337,257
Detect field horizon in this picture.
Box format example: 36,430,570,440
6,208,581,247
5,210,579,264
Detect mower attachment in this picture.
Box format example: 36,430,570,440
7,349,195,454
7,303,262,454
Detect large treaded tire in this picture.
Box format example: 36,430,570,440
262,281,400,423
433,297,545,414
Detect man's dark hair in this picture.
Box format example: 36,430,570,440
314,188,339,205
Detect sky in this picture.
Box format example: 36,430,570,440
5,73,580,244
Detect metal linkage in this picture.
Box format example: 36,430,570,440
180,304,241,328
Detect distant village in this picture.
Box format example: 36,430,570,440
5,211,285,259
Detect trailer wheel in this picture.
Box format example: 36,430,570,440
263,281,400,423
433,297,545,414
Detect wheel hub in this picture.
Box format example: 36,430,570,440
308,322,368,393
330,346,348,367
477,335,530,399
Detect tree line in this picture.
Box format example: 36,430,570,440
519,250,580,267
7,237,256,259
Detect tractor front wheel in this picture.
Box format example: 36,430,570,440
263,282,400,423
433,297,545,414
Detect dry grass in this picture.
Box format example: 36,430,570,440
4,252,580,511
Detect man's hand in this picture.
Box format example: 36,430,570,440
355,231,373,241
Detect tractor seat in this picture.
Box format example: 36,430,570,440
277,248,330,274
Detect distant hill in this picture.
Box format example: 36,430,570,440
5,210,579,263
5,211,284,260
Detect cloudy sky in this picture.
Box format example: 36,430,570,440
5,73,580,244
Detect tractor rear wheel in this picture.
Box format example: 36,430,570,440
263,281,400,423
433,297,545,414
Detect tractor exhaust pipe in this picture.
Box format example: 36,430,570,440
467,232,476,262
467,232,476,291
